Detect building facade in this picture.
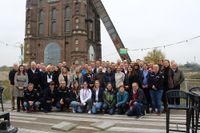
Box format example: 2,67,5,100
24,0,101,65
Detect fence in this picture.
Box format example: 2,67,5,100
181,79,200,91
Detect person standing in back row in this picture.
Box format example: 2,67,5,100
14,65,28,112
171,62,185,105
9,63,18,110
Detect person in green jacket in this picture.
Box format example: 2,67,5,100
103,83,116,115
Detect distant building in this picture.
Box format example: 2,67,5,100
24,0,101,65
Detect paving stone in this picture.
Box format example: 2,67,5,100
51,122,78,132
90,121,115,130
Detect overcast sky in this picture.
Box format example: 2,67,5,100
0,0,200,66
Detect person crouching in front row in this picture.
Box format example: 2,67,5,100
43,81,57,113
91,80,104,114
103,83,116,115
79,81,92,114
56,80,72,111
23,83,40,112
116,85,129,114
126,82,146,118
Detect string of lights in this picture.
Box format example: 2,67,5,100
103,35,200,57
128,35,200,52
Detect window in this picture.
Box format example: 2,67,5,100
65,7,71,18
52,8,57,20
39,23,44,34
38,10,45,34
39,10,45,22
52,21,57,33
51,8,57,34
75,2,80,13
65,20,70,33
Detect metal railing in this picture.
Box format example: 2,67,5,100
181,79,200,91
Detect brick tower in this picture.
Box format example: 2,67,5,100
24,0,101,65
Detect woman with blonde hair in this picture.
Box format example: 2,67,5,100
58,67,72,88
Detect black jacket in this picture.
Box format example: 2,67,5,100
24,89,39,102
92,88,104,103
148,71,164,90
56,87,72,103
43,87,57,102
129,88,146,105
27,69,42,88
9,69,17,85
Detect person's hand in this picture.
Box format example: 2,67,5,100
47,100,51,103
83,102,86,106
116,104,118,107
29,101,33,106
133,102,138,105
93,102,96,106
125,85,129,89
152,85,155,89
60,99,64,105
52,98,54,102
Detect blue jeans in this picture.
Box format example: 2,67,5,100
150,89,163,112
92,102,102,114
70,101,82,113
23,101,40,110
103,103,115,115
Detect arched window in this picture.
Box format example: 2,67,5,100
65,6,71,18
52,8,57,20
39,10,45,22
44,43,61,65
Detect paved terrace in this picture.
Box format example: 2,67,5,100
2,102,187,133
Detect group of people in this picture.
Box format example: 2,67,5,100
8,59,185,117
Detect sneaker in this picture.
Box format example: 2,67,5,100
88,110,91,114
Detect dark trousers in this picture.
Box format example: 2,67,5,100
17,97,24,111
127,103,143,117
171,85,180,105
142,87,151,113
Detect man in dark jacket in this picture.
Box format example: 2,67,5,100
171,62,185,105
23,83,40,112
94,67,106,89
126,82,146,117
56,80,72,111
27,61,42,90
43,82,57,113
8,63,18,110
149,65,164,115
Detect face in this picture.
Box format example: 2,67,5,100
128,66,133,72
31,62,37,70
172,63,177,70
60,81,66,88
143,64,148,70
119,86,125,93
49,84,55,90
95,81,100,88
153,65,159,73
107,83,112,91
117,67,121,72
28,84,34,91
13,64,18,70
19,66,24,72
164,60,170,68
83,82,88,89
132,83,139,92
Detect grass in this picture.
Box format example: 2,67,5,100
1,80,11,100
